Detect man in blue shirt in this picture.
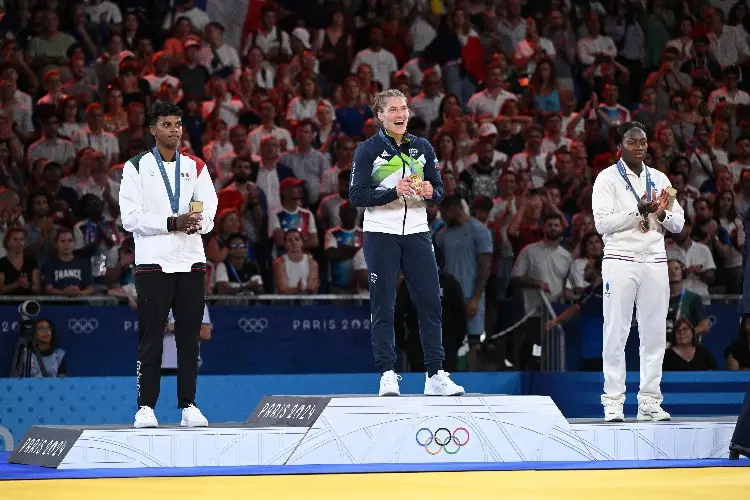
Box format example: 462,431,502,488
548,256,604,371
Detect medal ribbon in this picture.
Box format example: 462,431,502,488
153,146,181,215
616,158,653,204
378,129,416,175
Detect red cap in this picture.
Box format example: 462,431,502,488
279,177,304,191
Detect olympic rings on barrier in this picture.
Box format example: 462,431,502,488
415,427,470,455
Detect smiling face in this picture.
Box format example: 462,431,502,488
378,95,410,137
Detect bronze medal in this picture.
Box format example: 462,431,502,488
639,218,650,233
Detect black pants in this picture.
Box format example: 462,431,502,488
363,231,445,374
135,263,206,409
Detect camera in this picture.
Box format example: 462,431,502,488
19,300,40,320
16,300,40,349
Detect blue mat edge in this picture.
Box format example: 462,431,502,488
0,452,747,481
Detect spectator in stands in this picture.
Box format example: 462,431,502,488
200,22,240,79
58,96,86,140
509,125,551,188
335,75,374,138
507,189,544,256
26,104,76,169
104,234,134,295
24,190,58,266
42,228,93,296
663,318,716,371
206,208,242,265
667,218,716,304
565,232,603,300
511,213,572,369
459,137,502,201
26,9,76,78
243,3,292,64
548,255,604,371
351,26,397,92
36,69,66,106
247,97,294,155
666,259,710,343
203,77,243,130
324,200,363,294
319,168,356,233
104,82,128,136
72,194,116,286
273,229,319,295
214,233,263,295
726,315,750,370
278,118,330,206
40,161,78,220
73,103,120,164
62,54,99,105
26,319,66,378
0,228,40,295
436,195,493,370
269,177,318,255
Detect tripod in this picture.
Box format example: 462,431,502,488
9,323,46,378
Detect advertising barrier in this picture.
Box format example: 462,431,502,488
0,304,373,376
0,300,742,376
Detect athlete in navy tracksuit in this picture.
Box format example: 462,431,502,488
730,206,750,459
349,89,464,397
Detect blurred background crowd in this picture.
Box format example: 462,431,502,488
1,0,750,373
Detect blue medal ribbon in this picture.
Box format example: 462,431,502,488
227,261,242,283
616,158,654,204
153,147,181,215
378,129,416,175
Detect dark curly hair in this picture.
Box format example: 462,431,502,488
148,100,183,127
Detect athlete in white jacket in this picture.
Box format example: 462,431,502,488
592,121,685,422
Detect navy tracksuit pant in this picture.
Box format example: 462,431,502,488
732,382,750,453
364,231,445,374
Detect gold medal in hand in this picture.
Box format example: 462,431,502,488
409,173,422,189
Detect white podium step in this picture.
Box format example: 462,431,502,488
8,395,739,469
286,395,592,464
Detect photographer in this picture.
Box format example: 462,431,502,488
24,319,66,378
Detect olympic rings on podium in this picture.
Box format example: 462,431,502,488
415,427,470,455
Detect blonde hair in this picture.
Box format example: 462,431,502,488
372,89,408,115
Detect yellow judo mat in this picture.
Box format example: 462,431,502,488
4,467,749,500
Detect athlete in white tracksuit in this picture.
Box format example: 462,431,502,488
592,122,685,422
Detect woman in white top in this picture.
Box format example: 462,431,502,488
57,97,87,140
286,73,331,126
564,231,603,300
715,188,744,294
273,229,320,294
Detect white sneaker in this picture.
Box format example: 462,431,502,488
424,370,465,396
134,406,158,428
637,401,671,421
603,401,624,422
181,404,208,427
379,370,401,396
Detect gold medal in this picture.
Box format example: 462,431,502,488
409,173,422,189
639,218,650,233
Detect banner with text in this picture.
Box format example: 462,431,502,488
0,305,373,376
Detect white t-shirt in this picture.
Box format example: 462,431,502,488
666,241,716,305
162,304,211,370
350,48,398,91
86,1,123,24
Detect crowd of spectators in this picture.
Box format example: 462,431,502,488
1,0,750,371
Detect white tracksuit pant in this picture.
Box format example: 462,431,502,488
601,254,669,406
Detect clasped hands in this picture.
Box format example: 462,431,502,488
173,211,203,234
395,176,434,199
637,189,671,220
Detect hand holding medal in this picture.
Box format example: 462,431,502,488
637,191,659,233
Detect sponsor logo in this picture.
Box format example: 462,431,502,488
238,318,269,333
370,272,378,283
381,150,390,158
9,426,83,467
409,148,418,156
416,427,470,455
67,318,99,334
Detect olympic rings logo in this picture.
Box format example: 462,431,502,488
67,318,99,334
415,427,470,455
238,318,269,333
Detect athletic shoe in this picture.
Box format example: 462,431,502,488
424,371,465,396
379,370,401,396
603,401,624,422
134,406,158,428
181,404,209,427
637,401,671,421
